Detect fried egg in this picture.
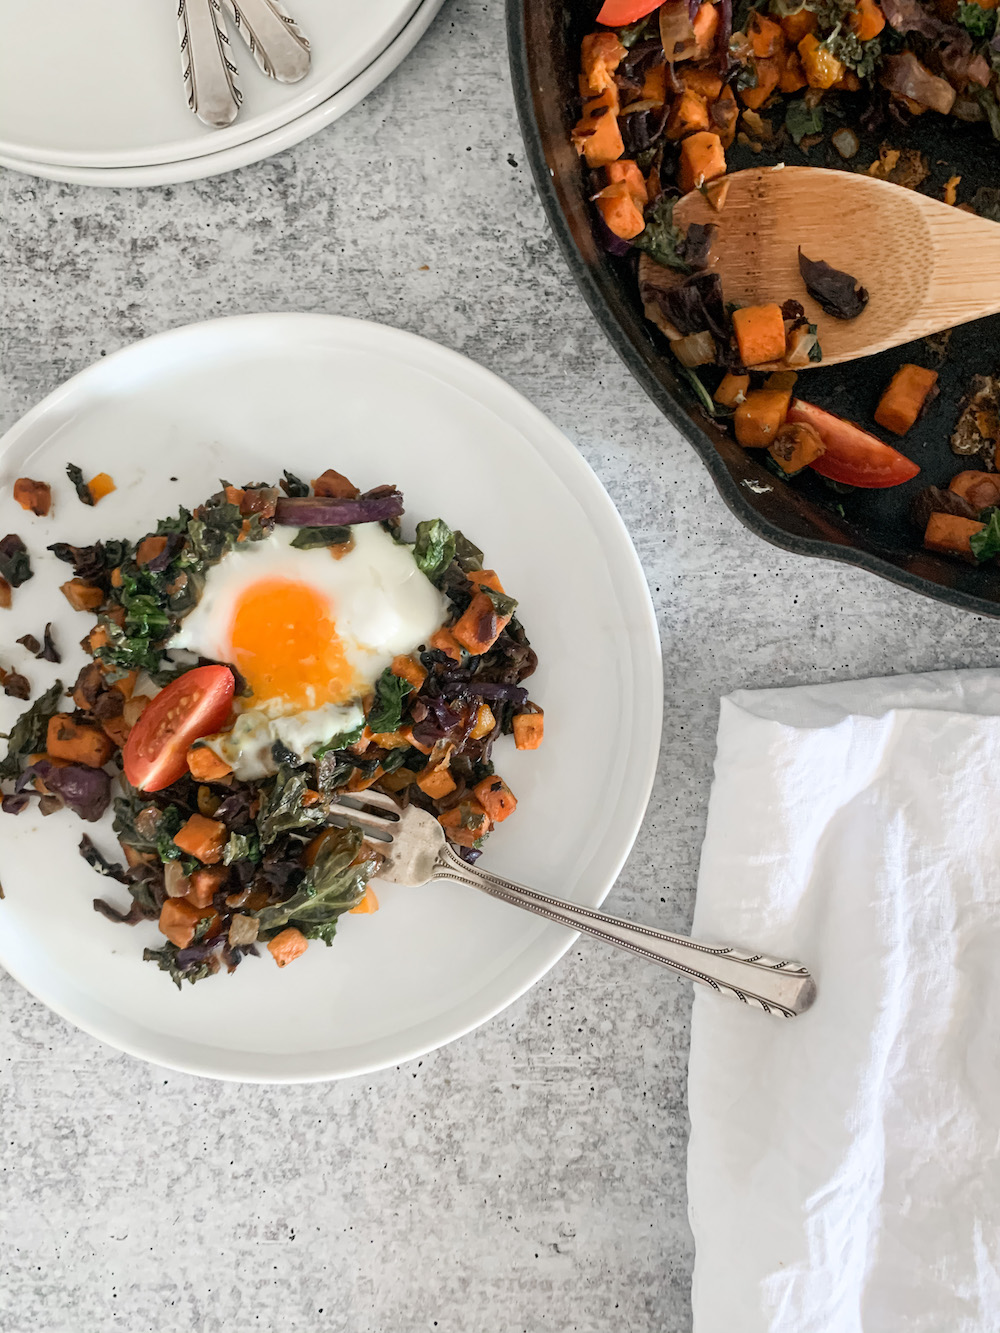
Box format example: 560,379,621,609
169,523,445,778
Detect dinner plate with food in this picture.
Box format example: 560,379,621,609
0,313,661,1082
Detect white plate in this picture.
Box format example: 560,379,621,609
0,0,420,168
0,0,442,188
0,314,661,1083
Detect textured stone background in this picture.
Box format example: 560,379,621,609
1,2,999,1330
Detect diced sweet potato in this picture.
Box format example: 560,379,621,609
740,56,781,108
368,730,410,749
158,898,204,949
580,30,626,95
798,33,844,88
136,535,168,567
683,68,723,100
874,364,939,435
452,592,510,656
46,714,115,768
346,764,384,793
390,653,427,690
949,471,1000,511
734,389,793,447
595,181,647,240
60,578,104,612
13,478,52,516
438,800,491,848
0,577,10,610
692,1,720,53
416,766,458,799
400,725,433,755
311,468,359,499
641,63,669,104
349,885,380,915
87,473,115,504
429,627,463,661
678,131,726,193
605,160,648,207
779,50,808,92
513,711,544,750
470,703,497,740
173,813,227,864
714,373,750,408
780,7,818,42
101,716,130,749
268,927,309,967
711,84,739,148
732,303,787,367
187,745,233,781
850,0,885,40
666,89,711,140
923,512,985,561
187,866,227,909
572,88,624,168
748,11,784,56
767,422,826,475
473,776,517,823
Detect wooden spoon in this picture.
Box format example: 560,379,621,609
673,165,1000,369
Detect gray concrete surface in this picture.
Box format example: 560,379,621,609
1,2,999,1329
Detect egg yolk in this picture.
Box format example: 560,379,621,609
228,577,355,711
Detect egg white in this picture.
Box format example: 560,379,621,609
169,523,445,778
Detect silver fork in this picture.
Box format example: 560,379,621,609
222,0,311,83
330,791,817,1018
177,0,242,128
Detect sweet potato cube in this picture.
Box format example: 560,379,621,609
473,776,518,823
595,181,647,240
572,88,624,168
173,813,227,864
452,592,510,656
268,927,309,967
390,654,427,690
923,513,985,562
416,766,458,799
874,364,939,435
734,389,793,447
513,712,544,750
158,899,205,949
666,89,710,140
732,303,787,367
46,714,116,768
580,31,626,95
13,478,51,516
678,131,726,193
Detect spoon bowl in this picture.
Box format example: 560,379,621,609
674,165,1000,368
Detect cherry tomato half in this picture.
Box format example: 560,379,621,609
789,399,920,489
123,665,235,792
595,0,662,27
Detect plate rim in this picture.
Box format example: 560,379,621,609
0,0,444,188
0,0,422,169
0,312,663,1082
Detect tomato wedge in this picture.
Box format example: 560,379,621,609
123,665,235,793
787,399,921,489
596,0,662,26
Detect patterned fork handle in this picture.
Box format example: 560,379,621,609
177,0,242,128
222,0,310,82
435,845,817,1017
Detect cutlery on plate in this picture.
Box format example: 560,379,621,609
177,0,242,128
673,165,1000,368
329,790,817,1018
222,0,311,83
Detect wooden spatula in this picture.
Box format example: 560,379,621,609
673,165,1000,369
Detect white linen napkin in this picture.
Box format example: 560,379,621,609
688,670,1000,1333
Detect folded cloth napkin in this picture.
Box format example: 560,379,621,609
688,670,1000,1333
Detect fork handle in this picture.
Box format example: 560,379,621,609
178,0,242,128
436,847,816,1017
222,0,311,82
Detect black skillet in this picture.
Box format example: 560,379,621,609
506,0,1000,615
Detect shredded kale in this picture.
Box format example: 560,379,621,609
413,519,457,583
482,586,519,619
0,681,63,779
957,0,996,35
313,723,365,760
66,463,93,506
255,826,376,938
618,12,654,44
78,834,128,882
290,525,351,550
223,830,262,866
677,365,726,417
366,669,413,734
453,532,484,573
256,766,326,845
281,469,310,497
785,98,824,144
971,186,1000,222
632,195,694,273
973,85,1000,141
142,942,216,989
971,509,1000,561
0,534,32,589
826,25,880,76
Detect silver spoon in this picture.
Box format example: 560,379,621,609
222,0,311,83
177,0,242,128
330,790,817,1018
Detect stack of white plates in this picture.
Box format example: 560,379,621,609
0,0,443,186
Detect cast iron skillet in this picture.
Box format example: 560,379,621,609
506,0,1000,616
